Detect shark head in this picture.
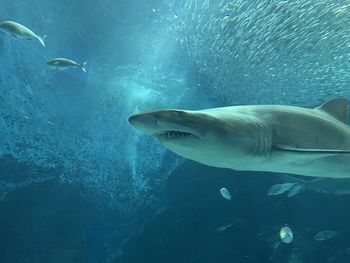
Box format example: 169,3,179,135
128,109,260,167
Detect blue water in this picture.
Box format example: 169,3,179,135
1,0,350,262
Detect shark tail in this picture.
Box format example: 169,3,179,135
81,61,87,72
37,34,47,47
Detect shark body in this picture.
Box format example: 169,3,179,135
128,98,350,178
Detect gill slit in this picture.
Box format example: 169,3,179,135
252,120,272,157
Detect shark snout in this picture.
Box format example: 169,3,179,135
128,109,202,139
128,112,159,135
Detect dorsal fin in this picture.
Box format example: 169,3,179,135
316,98,349,124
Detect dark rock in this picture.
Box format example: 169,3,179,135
0,177,89,263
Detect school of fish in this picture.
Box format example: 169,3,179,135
170,0,350,103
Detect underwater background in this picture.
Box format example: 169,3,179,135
1,0,350,262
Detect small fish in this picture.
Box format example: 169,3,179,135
268,183,297,196
47,58,87,72
270,178,350,196
171,0,350,103
216,224,232,232
0,21,46,47
172,14,179,21
314,230,337,241
280,226,293,244
268,182,305,197
219,187,232,200
304,178,350,195
287,184,305,197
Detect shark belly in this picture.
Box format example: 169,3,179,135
177,149,350,178
228,151,350,178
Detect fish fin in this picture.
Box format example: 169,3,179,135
316,98,349,124
274,144,350,154
36,34,47,47
81,61,87,72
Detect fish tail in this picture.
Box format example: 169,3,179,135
37,34,47,47
81,61,87,72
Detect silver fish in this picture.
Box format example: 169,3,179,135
216,224,232,232
47,58,87,72
0,21,46,47
170,0,350,102
314,230,337,241
280,226,293,244
267,183,305,197
219,187,232,200
268,183,297,196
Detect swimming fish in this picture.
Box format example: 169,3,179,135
268,183,297,196
129,98,350,178
268,183,305,197
280,226,293,244
219,187,232,200
314,230,337,241
270,177,350,197
303,178,350,195
216,224,232,232
0,21,46,47
171,0,350,103
47,58,87,72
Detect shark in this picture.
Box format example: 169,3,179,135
128,98,350,178
0,21,46,47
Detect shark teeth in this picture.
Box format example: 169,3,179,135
158,130,192,140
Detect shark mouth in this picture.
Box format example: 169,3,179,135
155,130,197,140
